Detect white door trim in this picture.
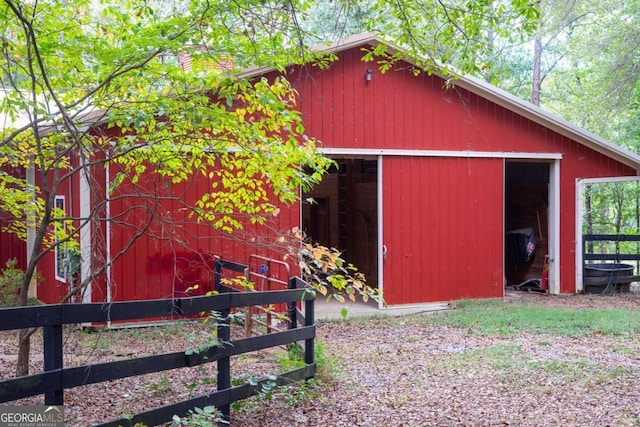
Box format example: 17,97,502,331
548,159,561,294
79,166,92,304
377,155,384,309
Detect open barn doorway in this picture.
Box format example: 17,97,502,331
504,161,550,291
576,177,640,293
302,158,379,290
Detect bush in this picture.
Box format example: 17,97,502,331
0,258,23,307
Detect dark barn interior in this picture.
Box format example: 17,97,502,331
505,161,550,288
302,158,379,289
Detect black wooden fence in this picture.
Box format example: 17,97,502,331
0,261,315,426
583,234,640,285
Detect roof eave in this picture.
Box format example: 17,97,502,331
239,32,385,79
455,74,640,173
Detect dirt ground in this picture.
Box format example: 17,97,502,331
1,289,639,426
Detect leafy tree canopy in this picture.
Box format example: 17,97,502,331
0,0,538,376
0,0,539,257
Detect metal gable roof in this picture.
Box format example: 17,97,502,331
243,32,640,173
456,72,640,172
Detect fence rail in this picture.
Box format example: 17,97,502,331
0,270,315,426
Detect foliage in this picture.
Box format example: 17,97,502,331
277,338,337,384
285,227,384,309
0,0,336,310
184,309,234,356
496,0,640,149
0,258,22,307
494,1,640,247
171,406,228,426
0,0,336,375
236,340,333,419
582,181,640,235
364,0,539,79
581,181,640,262
0,0,538,377
302,0,373,42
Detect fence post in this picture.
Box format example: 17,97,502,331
287,277,297,330
214,259,222,293
304,294,314,367
43,324,63,405
217,308,231,424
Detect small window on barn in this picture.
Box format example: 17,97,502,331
54,196,67,282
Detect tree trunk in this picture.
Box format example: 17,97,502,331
15,269,34,376
532,32,543,106
585,185,593,254
16,328,31,377
15,203,49,377
16,257,37,376
636,185,639,272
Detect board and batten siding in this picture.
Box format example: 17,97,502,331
105,164,301,303
0,166,27,272
289,46,637,302
382,157,504,305
28,38,638,306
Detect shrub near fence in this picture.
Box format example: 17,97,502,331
0,274,315,426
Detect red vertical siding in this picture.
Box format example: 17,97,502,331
0,228,26,270
27,41,633,305
55,43,637,306
0,166,27,273
291,46,637,299
382,157,504,305
106,163,300,303
35,153,82,304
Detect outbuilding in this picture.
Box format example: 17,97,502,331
264,33,640,307
6,33,640,308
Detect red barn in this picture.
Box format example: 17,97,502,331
5,33,640,308
247,33,640,306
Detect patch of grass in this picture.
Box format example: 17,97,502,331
526,358,636,386
432,344,524,372
420,299,640,337
610,344,638,356
526,359,589,381
273,338,339,384
423,338,637,391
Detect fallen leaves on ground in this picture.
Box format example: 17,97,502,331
1,290,639,426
